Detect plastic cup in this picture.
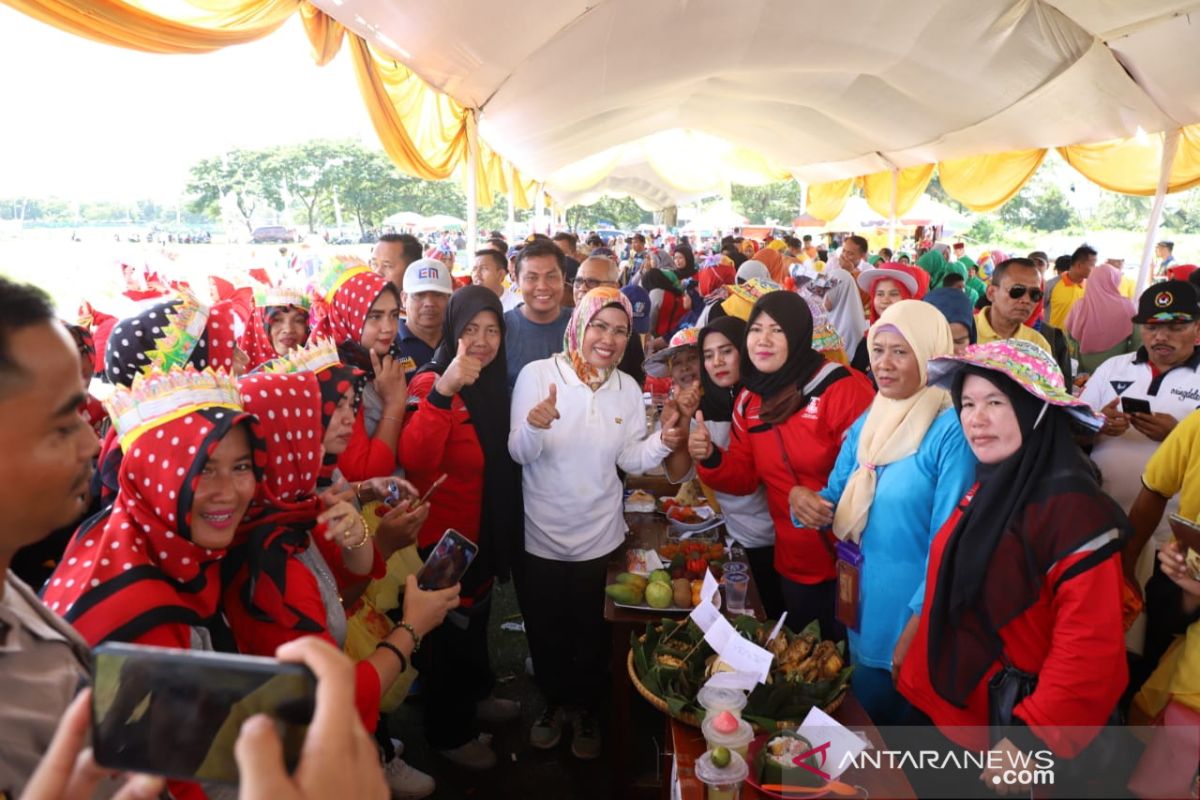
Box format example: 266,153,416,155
723,572,749,614
697,686,748,720
701,713,755,759
694,748,749,800
721,562,748,576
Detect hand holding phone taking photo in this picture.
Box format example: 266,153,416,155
415,529,479,590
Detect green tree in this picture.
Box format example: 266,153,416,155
731,180,803,223
265,141,349,234
565,196,651,230
186,148,283,234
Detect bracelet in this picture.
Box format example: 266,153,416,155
397,620,421,653
346,516,371,549
354,482,366,504
375,640,408,673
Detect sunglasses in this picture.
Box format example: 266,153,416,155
1006,285,1044,303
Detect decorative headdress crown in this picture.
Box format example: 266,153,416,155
145,287,211,372
256,338,340,376
104,367,243,449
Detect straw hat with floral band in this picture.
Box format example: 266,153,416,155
1131,278,1200,324
643,327,700,379
720,277,781,320
925,339,1105,431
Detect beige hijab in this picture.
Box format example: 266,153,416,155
833,300,954,543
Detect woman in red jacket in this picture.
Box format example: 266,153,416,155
400,285,524,771
897,340,1128,772
690,290,874,637
310,261,409,482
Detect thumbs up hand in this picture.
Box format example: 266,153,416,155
436,338,482,396
659,400,686,451
527,383,561,430
688,410,714,461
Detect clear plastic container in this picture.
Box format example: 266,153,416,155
701,713,755,759
694,748,749,800
697,685,749,720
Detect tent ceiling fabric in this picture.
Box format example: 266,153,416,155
311,0,1199,208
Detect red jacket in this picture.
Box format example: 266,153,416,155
898,489,1128,757
697,363,874,583
400,372,485,551
335,407,397,482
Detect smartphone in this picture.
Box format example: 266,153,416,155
1121,396,1152,415
416,528,479,590
1170,515,1200,579
408,473,448,510
92,643,316,785
336,339,375,380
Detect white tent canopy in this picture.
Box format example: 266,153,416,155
312,0,1200,207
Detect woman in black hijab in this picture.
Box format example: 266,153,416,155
897,339,1128,763
691,290,875,637
400,285,524,769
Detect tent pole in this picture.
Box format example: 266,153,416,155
465,110,480,258
1137,129,1181,294
888,167,899,252
506,185,516,243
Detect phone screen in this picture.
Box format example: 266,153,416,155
1121,396,1152,415
416,528,479,590
92,643,315,785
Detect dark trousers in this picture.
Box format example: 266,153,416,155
515,548,613,712
779,577,844,643
851,664,911,726
412,592,495,749
742,544,785,621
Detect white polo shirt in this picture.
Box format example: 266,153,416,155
1080,346,1200,560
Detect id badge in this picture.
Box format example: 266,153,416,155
835,539,863,632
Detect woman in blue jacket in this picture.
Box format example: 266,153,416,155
790,300,976,724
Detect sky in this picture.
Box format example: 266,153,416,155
0,7,378,201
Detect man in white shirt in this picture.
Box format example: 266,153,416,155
823,235,869,356
1080,279,1200,649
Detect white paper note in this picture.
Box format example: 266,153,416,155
719,634,774,683
701,567,721,610
703,670,760,691
689,597,721,633
797,707,868,780
703,615,736,651
766,612,788,643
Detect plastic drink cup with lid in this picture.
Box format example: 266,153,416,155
701,710,755,758
697,685,748,720
694,747,749,800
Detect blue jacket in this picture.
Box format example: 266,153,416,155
821,406,976,670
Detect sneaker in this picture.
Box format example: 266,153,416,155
570,712,601,760
382,758,434,799
438,737,497,771
476,695,521,724
529,705,564,749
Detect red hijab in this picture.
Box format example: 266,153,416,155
310,266,392,345
866,263,930,323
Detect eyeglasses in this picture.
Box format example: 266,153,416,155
573,277,618,290
1006,285,1044,303
586,320,631,340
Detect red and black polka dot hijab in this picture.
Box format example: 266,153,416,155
310,266,391,345
43,405,263,646
103,292,239,387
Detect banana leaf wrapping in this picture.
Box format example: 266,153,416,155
630,616,853,730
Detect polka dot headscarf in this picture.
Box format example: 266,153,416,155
44,406,264,646
309,267,391,345
103,295,239,388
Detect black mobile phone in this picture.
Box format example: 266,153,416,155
416,528,479,590
91,643,316,785
336,340,375,380
1121,396,1152,415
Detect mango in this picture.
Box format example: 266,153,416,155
614,572,648,590
605,583,644,604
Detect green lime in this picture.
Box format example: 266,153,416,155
711,746,731,768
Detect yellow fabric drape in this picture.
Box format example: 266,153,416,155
859,164,934,219
297,1,342,65
1,0,296,53
938,149,1047,212
347,34,468,181
807,179,855,222
1058,124,1200,195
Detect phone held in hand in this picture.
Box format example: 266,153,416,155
1169,514,1200,581
91,643,316,785
1121,396,1152,415
416,528,479,590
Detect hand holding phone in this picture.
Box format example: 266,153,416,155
1121,396,1152,415
1170,514,1200,581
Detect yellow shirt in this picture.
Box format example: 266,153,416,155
1049,275,1086,329
974,308,1053,354
1143,408,1200,520
1119,274,1136,300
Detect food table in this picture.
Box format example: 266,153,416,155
608,474,916,800
606,473,768,797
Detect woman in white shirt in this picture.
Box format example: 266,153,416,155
509,287,682,760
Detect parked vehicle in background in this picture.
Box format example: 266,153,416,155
251,225,295,243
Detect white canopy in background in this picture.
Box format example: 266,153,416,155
310,0,1200,208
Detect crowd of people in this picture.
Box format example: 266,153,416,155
4,224,1200,798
